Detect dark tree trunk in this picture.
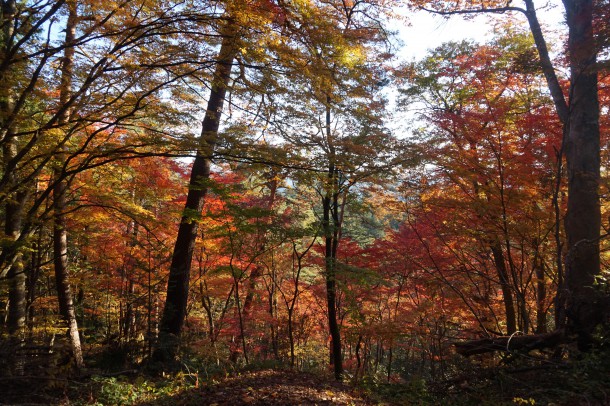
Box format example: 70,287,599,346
535,257,547,334
6,211,26,336
54,181,84,368
123,279,136,340
286,239,314,368
268,278,279,360
562,0,601,350
199,282,217,350
355,335,362,378
323,98,343,381
26,227,43,329
524,0,602,349
490,241,517,334
288,307,295,367
155,21,236,360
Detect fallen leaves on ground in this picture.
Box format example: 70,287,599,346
159,369,374,405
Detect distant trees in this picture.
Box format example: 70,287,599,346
399,33,561,336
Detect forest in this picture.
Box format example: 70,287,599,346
0,0,609,404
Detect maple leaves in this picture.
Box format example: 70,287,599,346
397,31,563,337
0,0,607,390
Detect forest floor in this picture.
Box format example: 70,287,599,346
3,349,610,405
1,368,377,405
140,369,375,405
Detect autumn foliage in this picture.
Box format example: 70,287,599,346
0,1,609,404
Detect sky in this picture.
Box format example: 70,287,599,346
395,1,566,61
386,2,566,135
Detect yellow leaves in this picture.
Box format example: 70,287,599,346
291,0,316,17
338,44,366,68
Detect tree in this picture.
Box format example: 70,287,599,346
53,0,83,369
251,0,401,380
0,0,221,368
399,34,564,336
155,16,238,360
411,0,607,350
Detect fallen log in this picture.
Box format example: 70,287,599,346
454,330,563,357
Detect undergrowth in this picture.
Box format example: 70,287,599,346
2,337,609,405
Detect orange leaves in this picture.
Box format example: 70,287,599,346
393,31,566,339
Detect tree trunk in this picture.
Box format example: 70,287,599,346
288,307,296,367
535,257,547,334
268,279,279,359
155,21,237,360
323,98,343,381
53,0,84,369
123,279,136,340
2,0,27,339
562,0,602,351
524,0,602,349
26,226,44,330
6,213,26,336
490,241,517,334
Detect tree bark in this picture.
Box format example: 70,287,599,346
52,0,84,370
155,20,236,360
535,256,547,334
455,330,562,356
323,98,343,381
1,0,27,338
490,241,517,334
562,0,602,350
6,199,26,336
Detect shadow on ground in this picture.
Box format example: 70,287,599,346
138,369,374,406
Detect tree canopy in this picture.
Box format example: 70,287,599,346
0,0,609,404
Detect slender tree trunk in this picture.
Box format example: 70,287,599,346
535,259,547,334
123,279,136,340
122,219,138,342
288,307,296,367
355,335,362,379
155,20,236,360
231,266,249,364
53,0,83,369
231,263,262,363
490,241,517,334
286,239,314,368
552,141,566,331
268,279,279,359
6,201,26,336
2,0,27,339
323,98,343,381
386,344,393,382
26,227,43,330
147,256,154,357
54,184,84,368
469,141,517,336
199,282,216,346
